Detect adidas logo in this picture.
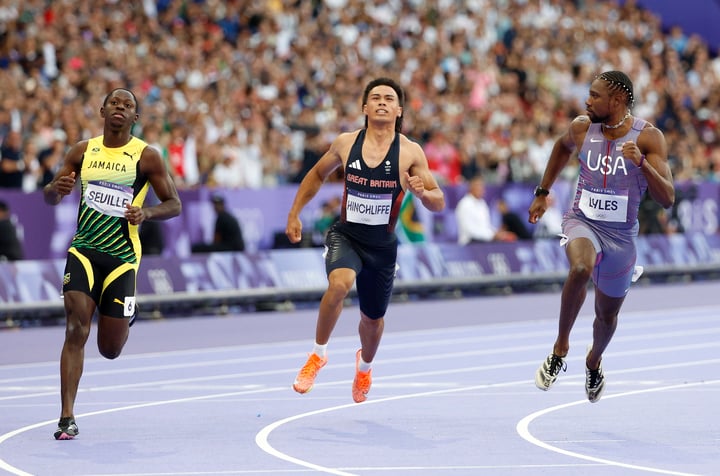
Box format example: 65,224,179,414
348,159,362,170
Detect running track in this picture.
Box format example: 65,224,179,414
1,280,719,475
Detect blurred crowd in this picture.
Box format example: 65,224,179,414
1,0,719,194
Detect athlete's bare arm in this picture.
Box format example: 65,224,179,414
401,136,445,212
625,125,674,208
43,141,88,205
286,131,357,243
529,116,590,224
546,116,590,188
125,145,182,225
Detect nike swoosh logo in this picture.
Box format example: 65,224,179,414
113,298,124,305
590,138,603,143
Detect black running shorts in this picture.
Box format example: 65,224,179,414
324,228,397,320
63,247,138,318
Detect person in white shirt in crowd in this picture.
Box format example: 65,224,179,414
455,175,516,244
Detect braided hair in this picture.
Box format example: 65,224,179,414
597,71,634,108
362,77,404,132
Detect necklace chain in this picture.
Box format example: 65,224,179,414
602,111,631,129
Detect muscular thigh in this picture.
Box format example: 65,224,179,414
325,229,363,275
563,217,636,298
324,228,397,319
594,234,636,298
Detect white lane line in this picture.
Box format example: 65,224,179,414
2,304,719,475
255,379,532,476
3,345,718,405
516,379,720,476
2,304,719,374
2,322,718,388
254,357,720,475
0,385,291,476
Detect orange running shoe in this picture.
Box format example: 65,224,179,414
352,349,372,403
293,353,327,394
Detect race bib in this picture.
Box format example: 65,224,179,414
123,296,136,317
579,188,628,222
85,180,133,217
345,190,392,225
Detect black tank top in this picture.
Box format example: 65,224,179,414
336,129,404,246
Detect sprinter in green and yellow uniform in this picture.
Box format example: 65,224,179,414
44,88,182,440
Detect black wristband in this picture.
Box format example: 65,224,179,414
534,186,550,197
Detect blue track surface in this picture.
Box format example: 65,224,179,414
1,281,719,475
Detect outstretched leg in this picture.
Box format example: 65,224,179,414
353,312,383,403
55,291,96,440
584,289,623,402
587,289,624,369
358,313,384,364
293,267,356,394
59,291,95,419
553,238,597,357
96,313,131,359
536,237,596,391
315,268,356,345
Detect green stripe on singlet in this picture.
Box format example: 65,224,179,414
72,204,135,262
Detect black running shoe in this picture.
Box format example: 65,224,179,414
535,353,567,391
54,417,79,440
585,364,606,403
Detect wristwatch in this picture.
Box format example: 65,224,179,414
534,186,550,197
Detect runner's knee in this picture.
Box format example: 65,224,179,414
568,262,593,282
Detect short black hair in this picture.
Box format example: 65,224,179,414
362,77,404,132
597,71,634,108
103,88,140,113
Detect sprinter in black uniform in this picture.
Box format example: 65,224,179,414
44,88,182,439
286,77,445,402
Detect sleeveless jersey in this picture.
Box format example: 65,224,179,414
71,135,151,263
571,118,649,230
336,129,404,246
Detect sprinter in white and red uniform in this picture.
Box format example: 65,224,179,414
529,71,675,402
286,77,445,403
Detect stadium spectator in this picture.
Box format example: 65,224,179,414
0,131,26,189
0,1,715,191
191,194,245,253
0,200,24,261
497,197,532,240
0,0,718,249
455,175,517,244
37,130,67,189
423,127,463,185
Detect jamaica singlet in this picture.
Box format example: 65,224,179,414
71,135,151,263
336,129,404,246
